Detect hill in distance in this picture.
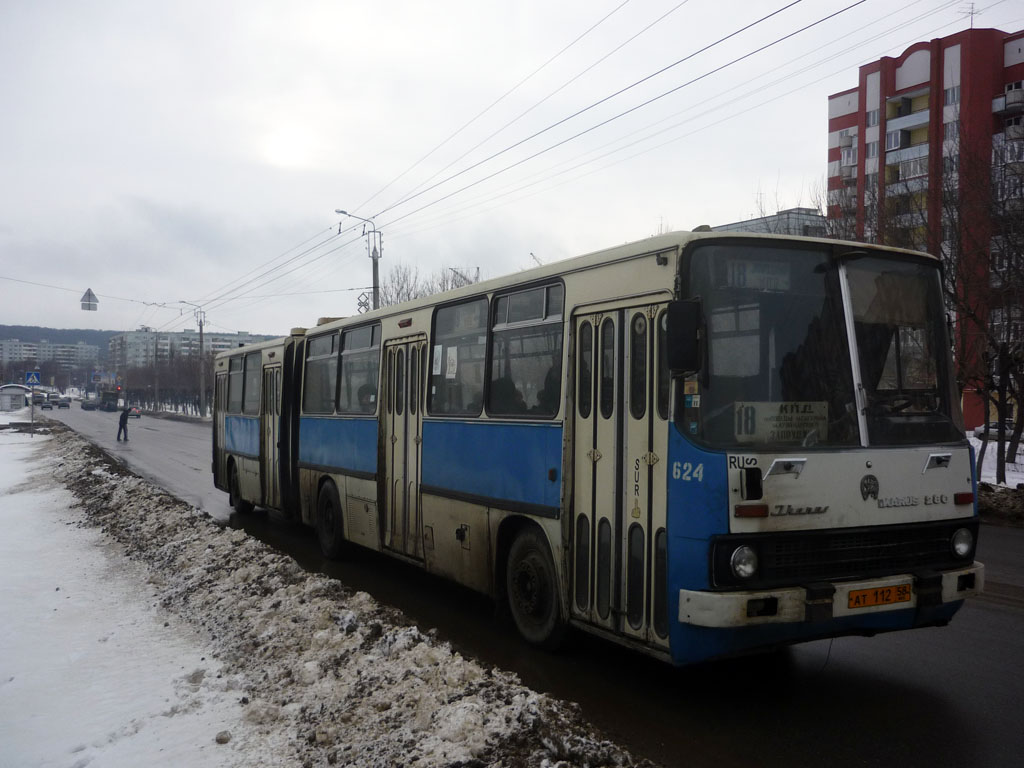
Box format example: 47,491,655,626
0,325,118,348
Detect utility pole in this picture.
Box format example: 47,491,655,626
197,310,206,417
181,301,207,417
336,210,383,310
153,331,160,411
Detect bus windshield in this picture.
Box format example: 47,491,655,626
846,256,964,445
685,243,963,449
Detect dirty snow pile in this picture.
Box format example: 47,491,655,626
40,423,646,768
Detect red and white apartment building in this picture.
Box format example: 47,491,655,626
827,27,1024,427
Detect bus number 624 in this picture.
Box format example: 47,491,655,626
673,462,704,482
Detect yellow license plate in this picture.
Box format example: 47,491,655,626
847,583,912,610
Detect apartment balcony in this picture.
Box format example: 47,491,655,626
840,165,857,185
994,90,1024,115
886,108,930,132
885,142,929,165
839,133,854,148
1007,125,1024,141
886,177,929,195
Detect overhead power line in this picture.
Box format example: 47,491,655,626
353,0,635,217
376,0,868,230
390,0,694,210
370,0,811,221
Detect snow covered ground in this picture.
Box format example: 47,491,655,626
970,436,1024,488
0,409,643,768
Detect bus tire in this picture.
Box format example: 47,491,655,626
506,528,566,649
229,463,254,515
316,482,345,559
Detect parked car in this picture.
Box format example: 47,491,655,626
129,406,141,418
973,420,1014,439
81,399,97,411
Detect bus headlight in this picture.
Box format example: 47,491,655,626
730,545,758,580
951,528,974,558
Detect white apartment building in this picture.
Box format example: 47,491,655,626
108,327,276,369
0,339,100,369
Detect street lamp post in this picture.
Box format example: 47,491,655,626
336,209,383,310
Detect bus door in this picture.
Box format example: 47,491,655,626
260,365,282,508
383,337,426,559
214,373,227,485
572,305,670,647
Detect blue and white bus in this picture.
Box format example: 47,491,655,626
213,231,984,665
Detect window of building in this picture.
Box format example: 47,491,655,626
943,86,960,106
885,131,902,151
943,154,959,175
1007,116,1023,129
429,298,487,415
303,333,338,414
944,122,959,142
1006,81,1023,93
841,147,858,166
487,283,563,417
900,157,928,180
865,141,879,159
337,324,380,414
865,109,879,127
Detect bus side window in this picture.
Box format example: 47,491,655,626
302,333,338,414
429,298,487,416
243,351,261,415
657,310,669,420
579,321,593,419
338,324,380,415
629,313,646,420
228,356,243,414
599,317,615,419
488,283,563,418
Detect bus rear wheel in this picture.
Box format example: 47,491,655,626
506,528,566,649
229,464,254,515
316,482,345,559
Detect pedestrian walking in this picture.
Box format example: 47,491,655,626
117,406,130,442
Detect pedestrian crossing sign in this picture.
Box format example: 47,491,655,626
25,371,41,386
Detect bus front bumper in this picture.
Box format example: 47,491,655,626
678,562,984,628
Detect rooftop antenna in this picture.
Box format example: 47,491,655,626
958,3,978,29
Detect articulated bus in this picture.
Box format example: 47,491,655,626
213,231,984,665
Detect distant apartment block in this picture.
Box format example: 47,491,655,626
108,327,277,369
713,207,828,237
0,338,100,369
826,26,1024,426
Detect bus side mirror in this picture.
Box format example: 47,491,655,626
666,299,702,373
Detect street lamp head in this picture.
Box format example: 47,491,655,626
335,209,348,215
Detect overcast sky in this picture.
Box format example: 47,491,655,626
2,0,1020,338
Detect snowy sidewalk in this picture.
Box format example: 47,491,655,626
0,423,260,768
0,411,641,767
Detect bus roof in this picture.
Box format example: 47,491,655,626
217,230,938,355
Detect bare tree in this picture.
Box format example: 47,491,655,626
378,264,480,308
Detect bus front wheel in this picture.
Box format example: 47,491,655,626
316,482,345,559
229,464,254,515
506,529,566,649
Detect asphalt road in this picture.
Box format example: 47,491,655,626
45,406,1024,768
